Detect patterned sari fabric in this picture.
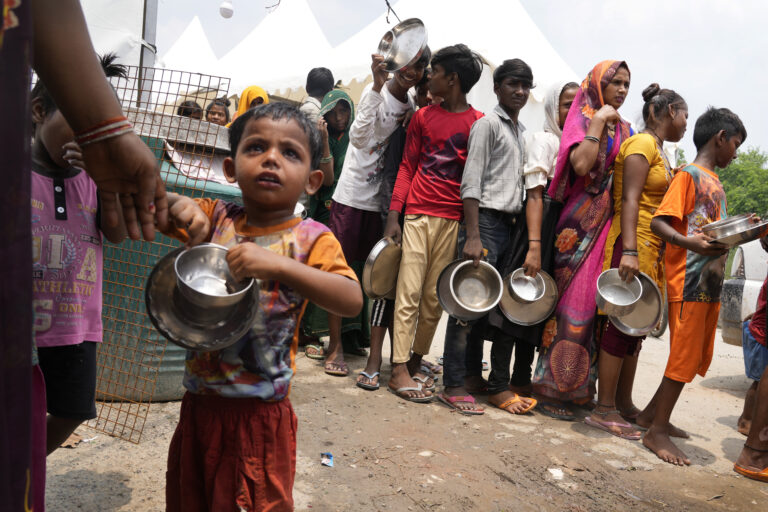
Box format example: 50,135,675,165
532,60,632,402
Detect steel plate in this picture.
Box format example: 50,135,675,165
608,272,663,337
362,237,402,300
498,270,558,326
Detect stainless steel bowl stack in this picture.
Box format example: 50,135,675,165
145,244,259,351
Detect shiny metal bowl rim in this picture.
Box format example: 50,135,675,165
174,243,254,303
448,260,504,313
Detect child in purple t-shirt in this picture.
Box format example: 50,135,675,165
30,54,127,455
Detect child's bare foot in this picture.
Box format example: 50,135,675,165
464,375,489,394
489,390,536,414
508,383,532,397
643,425,691,466
635,411,689,438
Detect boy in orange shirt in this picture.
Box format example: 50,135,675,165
638,107,746,466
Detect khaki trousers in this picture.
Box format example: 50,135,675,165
392,214,459,363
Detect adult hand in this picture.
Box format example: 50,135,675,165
371,54,389,93
522,244,542,277
383,211,402,245
81,132,168,241
684,233,729,257
462,236,484,267
227,242,283,282
594,105,620,125
168,195,210,247
317,118,329,143
62,141,85,169
401,109,415,128
618,254,639,282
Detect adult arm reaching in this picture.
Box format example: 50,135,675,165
31,0,168,241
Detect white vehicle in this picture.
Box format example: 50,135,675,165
720,239,768,346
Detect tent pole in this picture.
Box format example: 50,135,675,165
138,0,158,108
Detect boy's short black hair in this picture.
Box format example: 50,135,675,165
692,107,747,151
206,97,231,122
493,58,533,88
413,45,432,69
177,100,202,117
430,44,483,93
228,102,322,169
31,52,127,117
305,67,335,98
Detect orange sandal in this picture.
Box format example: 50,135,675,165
497,394,537,415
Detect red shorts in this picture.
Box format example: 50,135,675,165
166,392,297,512
665,301,720,383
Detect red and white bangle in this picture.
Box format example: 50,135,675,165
74,116,133,147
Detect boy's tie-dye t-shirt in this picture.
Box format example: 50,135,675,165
654,164,728,303
176,199,357,400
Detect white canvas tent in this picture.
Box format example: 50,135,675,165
212,0,577,127
157,16,220,76
81,0,148,67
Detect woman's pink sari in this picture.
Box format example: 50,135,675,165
532,60,632,402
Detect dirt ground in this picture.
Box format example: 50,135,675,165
48,316,768,511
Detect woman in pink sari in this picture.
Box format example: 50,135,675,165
532,60,633,420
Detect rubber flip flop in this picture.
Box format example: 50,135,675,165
734,463,768,482
388,383,433,403
305,344,326,360
356,371,380,391
537,401,576,421
324,360,349,377
437,393,484,415
584,415,642,440
412,374,436,392
496,394,537,415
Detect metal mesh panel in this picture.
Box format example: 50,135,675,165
85,66,234,443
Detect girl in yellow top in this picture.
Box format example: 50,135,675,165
586,83,688,439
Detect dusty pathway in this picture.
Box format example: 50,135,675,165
48,317,768,511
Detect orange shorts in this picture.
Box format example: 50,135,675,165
665,301,720,383
166,393,297,512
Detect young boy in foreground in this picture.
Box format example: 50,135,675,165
162,103,362,511
638,107,746,466
383,44,484,401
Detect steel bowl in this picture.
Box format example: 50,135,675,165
377,18,428,72
709,219,768,248
174,243,253,309
437,259,503,322
595,269,642,317
507,268,546,304
146,248,260,352
362,237,401,300
701,213,758,241
608,272,663,337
